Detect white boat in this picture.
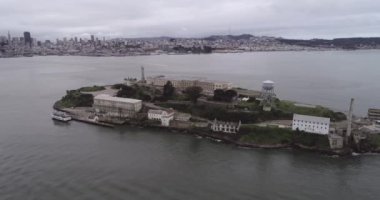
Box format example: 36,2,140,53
52,110,72,122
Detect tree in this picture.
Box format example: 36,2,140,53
213,89,225,101
60,90,94,108
224,89,238,102
184,86,203,103
116,85,136,98
213,89,238,102
111,83,124,89
163,81,175,99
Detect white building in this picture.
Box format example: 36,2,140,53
146,76,232,94
94,94,142,118
161,114,173,127
147,109,174,127
292,114,330,135
211,119,241,134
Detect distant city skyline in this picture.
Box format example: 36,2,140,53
1,0,380,40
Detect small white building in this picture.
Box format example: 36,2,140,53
292,114,330,135
211,119,241,134
147,109,174,127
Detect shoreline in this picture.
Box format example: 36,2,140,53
2,48,380,59
60,105,352,156
131,122,354,156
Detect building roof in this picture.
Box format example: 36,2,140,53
148,109,165,115
293,114,330,124
175,113,191,118
94,94,141,104
147,75,232,84
148,109,174,115
368,108,380,113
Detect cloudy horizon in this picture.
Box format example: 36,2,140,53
1,0,380,40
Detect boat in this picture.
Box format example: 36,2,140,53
52,110,72,122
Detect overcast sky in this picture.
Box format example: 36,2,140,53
1,0,379,40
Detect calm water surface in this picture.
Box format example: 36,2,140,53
0,51,379,200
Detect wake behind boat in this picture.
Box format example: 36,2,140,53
52,110,72,122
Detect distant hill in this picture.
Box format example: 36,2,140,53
115,34,380,50
277,37,380,50
203,34,255,41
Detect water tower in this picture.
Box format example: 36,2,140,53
260,80,276,111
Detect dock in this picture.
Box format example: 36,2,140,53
55,107,115,128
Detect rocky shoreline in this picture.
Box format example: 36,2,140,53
54,102,363,157
118,119,354,156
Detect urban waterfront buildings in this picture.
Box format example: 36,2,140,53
2,32,337,58
23,31,32,48
292,114,330,135
93,94,142,119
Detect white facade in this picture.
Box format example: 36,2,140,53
292,114,330,135
211,119,241,134
148,109,165,120
94,94,142,118
146,76,232,94
161,115,173,127
147,109,174,127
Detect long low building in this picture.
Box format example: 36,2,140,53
292,114,330,135
146,75,232,94
93,94,142,118
210,119,241,134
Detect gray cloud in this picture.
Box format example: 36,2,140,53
1,0,379,40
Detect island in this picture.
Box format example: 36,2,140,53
53,68,380,156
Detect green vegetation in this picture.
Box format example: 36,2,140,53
293,130,330,149
159,97,343,124
236,99,346,122
79,85,105,92
111,83,124,90
239,125,330,149
275,100,346,121
117,85,136,98
184,86,203,103
116,84,155,101
240,125,293,145
235,98,262,111
368,134,380,149
158,102,292,123
213,89,238,102
163,81,175,99
57,90,94,108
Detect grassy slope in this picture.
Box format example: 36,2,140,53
79,85,106,92
239,124,330,149
275,100,346,121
